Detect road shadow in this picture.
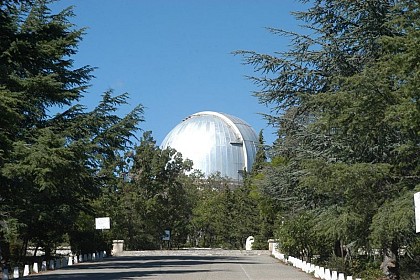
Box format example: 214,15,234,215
27,254,259,279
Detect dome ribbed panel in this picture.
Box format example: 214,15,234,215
161,111,258,180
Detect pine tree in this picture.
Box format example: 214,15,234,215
0,0,144,261
251,130,267,175
238,0,419,278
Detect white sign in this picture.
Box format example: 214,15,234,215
95,217,110,230
415,192,420,233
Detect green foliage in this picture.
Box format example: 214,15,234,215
105,132,193,250
0,218,20,246
69,211,107,255
189,175,234,248
370,186,420,251
251,130,267,175
0,0,144,262
276,212,320,260
238,0,420,279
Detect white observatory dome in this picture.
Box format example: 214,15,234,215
161,111,258,181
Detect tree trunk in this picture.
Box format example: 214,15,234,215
0,238,10,270
380,242,400,280
33,245,39,257
334,239,347,258
44,245,52,260
18,237,29,262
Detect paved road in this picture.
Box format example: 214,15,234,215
28,250,314,280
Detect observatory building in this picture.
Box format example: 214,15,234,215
161,111,258,181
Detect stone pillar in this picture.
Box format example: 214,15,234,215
268,239,277,252
112,240,124,255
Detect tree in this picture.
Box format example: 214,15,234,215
251,130,267,175
0,0,144,262
238,0,419,279
109,132,193,249
231,178,266,249
189,173,240,248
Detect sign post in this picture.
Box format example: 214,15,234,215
162,230,171,241
95,217,110,255
162,229,171,249
415,192,420,233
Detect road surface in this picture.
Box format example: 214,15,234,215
28,250,314,280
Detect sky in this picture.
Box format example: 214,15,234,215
50,0,307,146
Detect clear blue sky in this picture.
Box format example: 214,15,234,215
51,0,307,146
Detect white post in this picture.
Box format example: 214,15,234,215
279,253,285,260
13,267,19,279
23,265,30,276
310,264,316,273
346,276,353,280
331,271,338,280
314,266,320,278
414,192,420,233
338,273,345,280
2,268,9,280
304,262,310,273
41,260,47,271
325,268,331,280
301,260,306,271
33,263,39,274
318,267,325,279
68,255,73,266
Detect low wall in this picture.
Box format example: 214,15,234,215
0,251,107,279
118,249,271,257
270,243,363,280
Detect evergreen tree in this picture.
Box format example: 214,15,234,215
0,0,144,261
251,130,267,175
238,0,419,279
